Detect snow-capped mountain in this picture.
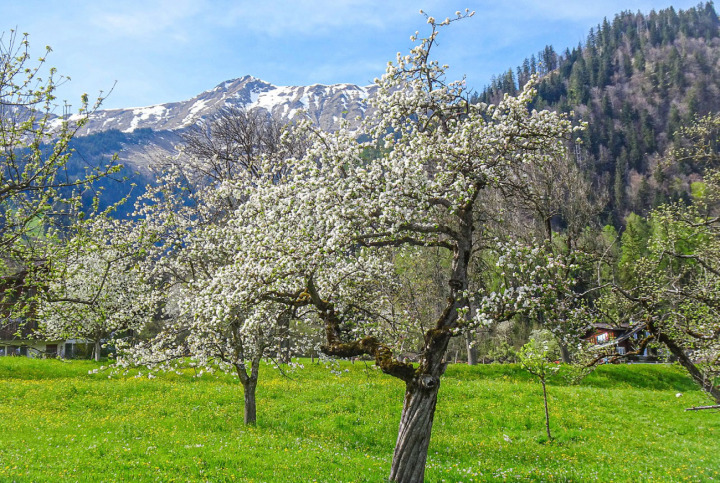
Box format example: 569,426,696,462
77,75,378,136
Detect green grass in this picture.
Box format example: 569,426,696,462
0,358,717,482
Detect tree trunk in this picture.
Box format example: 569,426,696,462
235,359,260,425
313,206,474,483
545,217,553,243
652,327,720,404
277,311,291,364
541,379,552,440
466,331,478,365
387,207,473,482
389,377,441,483
243,377,258,425
93,339,101,362
558,343,571,364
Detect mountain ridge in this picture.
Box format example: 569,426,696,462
69,75,377,137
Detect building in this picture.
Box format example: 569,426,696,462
0,318,68,357
586,322,657,361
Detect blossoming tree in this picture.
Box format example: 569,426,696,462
583,116,720,405
116,110,311,425
0,31,119,326
193,13,577,481
37,214,155,361
0,31,112,255
595,176,720,404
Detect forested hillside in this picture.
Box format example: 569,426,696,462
62,129,157,217
478,2,720,224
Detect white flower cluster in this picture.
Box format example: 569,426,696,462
112,18,578,386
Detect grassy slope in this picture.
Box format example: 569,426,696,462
0,358,717,482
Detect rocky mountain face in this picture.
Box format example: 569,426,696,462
60,76,378,176
76,76,377,136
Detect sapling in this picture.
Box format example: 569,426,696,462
517,330,561,440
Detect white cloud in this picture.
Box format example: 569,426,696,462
212,0,422,36
89,0,208,42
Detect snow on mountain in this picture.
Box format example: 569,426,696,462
45,76,379,175
75,75,378,136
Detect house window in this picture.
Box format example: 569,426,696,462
617,346,626,355
597,333,609,344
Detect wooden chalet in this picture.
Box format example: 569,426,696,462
585,322,656,360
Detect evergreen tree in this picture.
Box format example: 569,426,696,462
476,2,720,226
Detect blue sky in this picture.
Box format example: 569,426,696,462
1,0,706,110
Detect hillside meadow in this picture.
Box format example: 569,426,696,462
0,358,717,482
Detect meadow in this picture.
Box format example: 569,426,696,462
0,358,717,482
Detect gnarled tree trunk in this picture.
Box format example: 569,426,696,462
389,376,441,482
314,203,475,483
650,322,720,404
387,324,452,482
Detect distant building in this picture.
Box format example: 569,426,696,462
585,323,656,361
0,318,68,357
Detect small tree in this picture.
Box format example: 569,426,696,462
118,108,307,425
517,330,561,440
37,214,155,361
